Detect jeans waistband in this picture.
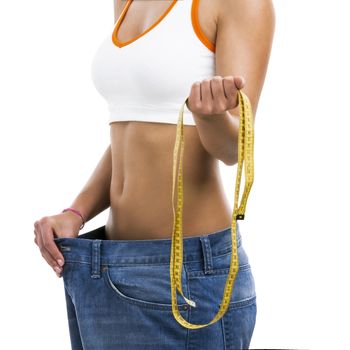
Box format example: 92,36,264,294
54,222,242,276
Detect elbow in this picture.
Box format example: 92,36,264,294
203,144,238,166
222,156,237,166
220,152,238,166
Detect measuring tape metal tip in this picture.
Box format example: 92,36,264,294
171,89,254,329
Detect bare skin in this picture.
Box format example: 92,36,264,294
105,0,275,240
33,0,274,277
106,0,227,240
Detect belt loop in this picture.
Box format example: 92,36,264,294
91,239,102,279
199,235,213,275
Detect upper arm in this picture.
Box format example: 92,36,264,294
215,0,276,119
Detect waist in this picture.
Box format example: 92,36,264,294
53,224,242,265
108,121,231,239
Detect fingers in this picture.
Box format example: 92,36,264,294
187,81,201,113
34,218,65,277
223,76,239,110
200,79,213,115
35,228,62,277
187,75,245,117
211,76,227,114
234,76,245,90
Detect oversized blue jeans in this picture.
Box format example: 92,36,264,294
54,222,257,349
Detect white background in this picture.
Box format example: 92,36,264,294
1,0,349,349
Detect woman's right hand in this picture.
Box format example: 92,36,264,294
33,211,83,278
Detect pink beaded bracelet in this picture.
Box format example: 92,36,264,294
62,208,85,230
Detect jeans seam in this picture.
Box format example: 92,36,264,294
186,263,251,278
229,295,256,309
184,263,191,350
214,237,242,257
221,315,227,350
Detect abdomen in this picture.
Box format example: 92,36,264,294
106,121,232,240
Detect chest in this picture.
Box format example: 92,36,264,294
114,0,218,51
91,0,217,126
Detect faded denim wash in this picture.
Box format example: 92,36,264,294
54,222,257,349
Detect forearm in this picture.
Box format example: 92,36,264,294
192,110,240,166
68,144,112,223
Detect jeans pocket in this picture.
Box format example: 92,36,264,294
103,264,190,311
185,241,256,310
186,264,256,312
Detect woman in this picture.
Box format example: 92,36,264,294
34,0,275,348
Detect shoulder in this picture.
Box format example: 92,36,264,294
216,0,276,30
213,0,276,117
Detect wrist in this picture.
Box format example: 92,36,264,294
62,208,85,230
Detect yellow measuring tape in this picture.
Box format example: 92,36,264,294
170,89,254,329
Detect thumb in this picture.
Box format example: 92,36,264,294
234,76,245,90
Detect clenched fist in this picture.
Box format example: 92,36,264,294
186,75,245,117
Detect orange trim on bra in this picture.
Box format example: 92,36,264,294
191,0,216,53
112,0,178,48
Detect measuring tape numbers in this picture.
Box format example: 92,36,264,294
170,89,255,329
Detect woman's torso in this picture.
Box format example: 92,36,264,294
104,0,233,240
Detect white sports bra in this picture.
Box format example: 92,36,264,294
91,0,216,126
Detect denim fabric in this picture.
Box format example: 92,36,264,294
54,222,257,350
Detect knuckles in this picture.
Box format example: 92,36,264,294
40,216,50,224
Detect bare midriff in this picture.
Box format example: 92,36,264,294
105,0,227,240
105,122,233,240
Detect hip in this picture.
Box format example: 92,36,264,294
54,223,256,310
53,223,257,349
